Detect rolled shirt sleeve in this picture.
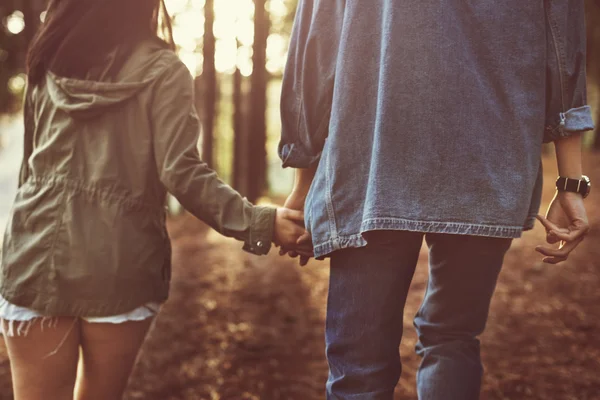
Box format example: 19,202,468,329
543,0,595,143
152,59,275,255
278,0,346,168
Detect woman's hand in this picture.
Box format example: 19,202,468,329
535,191,589,264
274,208,313,260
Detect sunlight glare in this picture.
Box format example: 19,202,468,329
237,46,254,77
8,74,26,95
164,0,190,15
213,16,235,40
164,0,289,76
176,11,204,40
180,52,203,76
213,0,255,74
215,38,238,74
266,34,287,74
268,0,288,18
173,11,203,52
235,20,255,47
5,11,25,35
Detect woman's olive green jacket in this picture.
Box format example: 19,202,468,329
1,40,275,317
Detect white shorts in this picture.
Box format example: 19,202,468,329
0,295,160,337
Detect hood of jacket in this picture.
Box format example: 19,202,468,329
45,39,176,119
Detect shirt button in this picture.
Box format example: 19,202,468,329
256,241,264,248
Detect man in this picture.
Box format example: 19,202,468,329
278,1,594,399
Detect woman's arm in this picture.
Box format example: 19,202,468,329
152,58,310,255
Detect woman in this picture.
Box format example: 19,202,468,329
0,1,311,399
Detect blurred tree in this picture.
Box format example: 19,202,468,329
0,6,16,113
202,0,217,167
246,0,270,202
233,38,247,193
0,0,45,113
233,0,297,197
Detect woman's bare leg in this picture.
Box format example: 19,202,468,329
74,319,153,400
3,317,80,400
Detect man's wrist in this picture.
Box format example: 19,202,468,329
555,175,591,199
559,174,583,180
291,187,308,198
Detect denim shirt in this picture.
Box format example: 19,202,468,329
279,0,595,259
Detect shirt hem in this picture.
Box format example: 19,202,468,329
313,217,530,259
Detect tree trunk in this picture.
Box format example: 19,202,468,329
232,63,246,192
202,0,216,167
594,115,600,151
247,0,269,202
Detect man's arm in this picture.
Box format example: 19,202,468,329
536,0,593,263
277,0,346,265
280,165,317,266
284,164,318,211
555,133,583,179
536,133,589,264
278,0,346,170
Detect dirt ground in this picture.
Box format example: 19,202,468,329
0,153,599,400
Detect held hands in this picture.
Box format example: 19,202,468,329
278,191,313,266
274,208,313,261
535,191,589,264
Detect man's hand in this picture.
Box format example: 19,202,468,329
274,208,313,259
535,191,589,264
279,166,317,266
279,191,312,266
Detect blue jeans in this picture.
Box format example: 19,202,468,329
325,231,512,400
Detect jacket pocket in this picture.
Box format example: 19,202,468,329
1,182,66,286
59,188,169,301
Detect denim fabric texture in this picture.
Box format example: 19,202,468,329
279,0,595,259
325,231,512,400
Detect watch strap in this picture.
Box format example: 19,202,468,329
556,176,588,197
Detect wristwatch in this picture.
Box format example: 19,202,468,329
556,175,591,199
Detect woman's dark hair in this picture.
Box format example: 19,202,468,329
26,0,175,84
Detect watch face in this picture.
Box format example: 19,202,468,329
582,175,591,198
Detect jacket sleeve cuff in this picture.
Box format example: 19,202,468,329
278,143,322,169
544,105,595,143
242,206,277,255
